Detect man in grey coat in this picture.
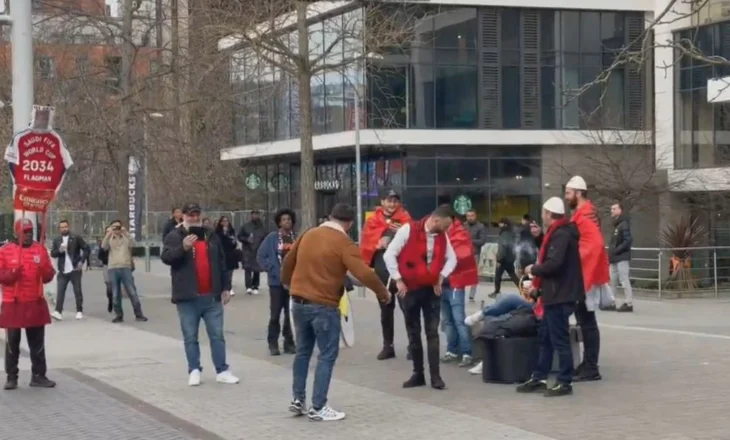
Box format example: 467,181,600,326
238,210,268,295
465,209,487,302
608,203,633,312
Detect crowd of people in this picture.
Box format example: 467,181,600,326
0,174,636,421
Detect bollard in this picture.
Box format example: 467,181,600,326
144,243,151,272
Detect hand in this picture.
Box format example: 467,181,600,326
182,234,197,251
388,222,401,231
383,291,392,304
524,265,533,277
75,262,83,271
395,279,407,298
521,286,536,300
376,237,389,250
59,243,67,252
434,283,443,296
221,290,232,305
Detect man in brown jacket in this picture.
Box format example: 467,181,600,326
282,203,390,422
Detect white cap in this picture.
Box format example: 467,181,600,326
542,197,565,215
566,175,587,191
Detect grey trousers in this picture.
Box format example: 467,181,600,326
610,261,633,304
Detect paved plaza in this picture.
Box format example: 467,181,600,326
1,263,730,440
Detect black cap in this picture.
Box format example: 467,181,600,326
182,203,202,214
382,189,400,200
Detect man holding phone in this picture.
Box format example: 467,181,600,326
161,203,238,387
101,220,147,323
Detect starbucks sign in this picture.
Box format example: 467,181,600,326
453,195,472,215
245,173,261,190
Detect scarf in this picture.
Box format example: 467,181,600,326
531,218,568,319
360,206,411,265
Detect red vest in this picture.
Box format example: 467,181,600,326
397,217,447,291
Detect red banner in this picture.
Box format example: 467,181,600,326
4,130,72,192
14,185,56,213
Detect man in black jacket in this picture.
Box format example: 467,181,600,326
161,203,238,387
162,207,183,241
517,197,584,397
609,203,633,312
490,218,520,298
50,220,90,321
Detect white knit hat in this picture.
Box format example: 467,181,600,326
566,175,587,191
542,197,565,215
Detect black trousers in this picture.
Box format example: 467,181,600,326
5,326,46,377
268,285,293,346
245,271,260,289
56,270,83,313
494,262,519,293
574,300,601,371
379,298,396,346
399,287,441,375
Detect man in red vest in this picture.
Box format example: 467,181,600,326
360,189,411,361
383,205,457,390
0,218,57,390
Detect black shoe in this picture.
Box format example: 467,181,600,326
377,345,396,360
406,351,413,361
112,316,123,323
402,373,426,388
617,303,633,313
269,345,281,356
544,383,573,397
468,297,475,303
107,300,113,314
600,303,617,311
135,315,148,322
488,291,498,299
430,374,446,390
29,375,56,388
283,342,296,354
4,375,17,390
516,378,548,393
574,368,602,382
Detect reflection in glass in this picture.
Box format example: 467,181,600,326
406,158,436,186
435,65,477,128
403,187,436,219
437,159,487,185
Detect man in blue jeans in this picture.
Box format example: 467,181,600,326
161,203,238,387
101,220,147,323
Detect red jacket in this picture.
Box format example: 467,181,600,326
447,220,479,289
0,241,55,329
572,201,610,291
360,206,411,265
397,217,447,291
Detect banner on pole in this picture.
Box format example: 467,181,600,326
128,156,143,242
14,185,55,212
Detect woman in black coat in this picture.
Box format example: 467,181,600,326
215,216,240,293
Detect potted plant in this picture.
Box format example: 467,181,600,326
660,217,707,292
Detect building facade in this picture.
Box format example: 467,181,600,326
220,0,654,236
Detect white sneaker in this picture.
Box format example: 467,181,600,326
308,405,346,422
246,288,253,295
230,289,236,296
188,369,201,386
51,311,63,321
469,361,483,375
75,312,83,320
252,289,259,295
464,310,483,327
216,369,240,384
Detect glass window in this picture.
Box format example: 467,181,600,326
562,11,580,53
540,11,556,51
405,158,435,186
580,12,601,54
490,158,540,195
541,66,558,129
435,65,477,128
412,63,434,128
402,187,435,219
368,66,408,128
323,16,345,134
433,7,477,49
502,66,521,129
437,158,488,185
501,9,520,66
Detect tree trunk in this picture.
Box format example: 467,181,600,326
118,0,134,221
297,1,316,230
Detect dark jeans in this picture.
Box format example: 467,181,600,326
5,326,46,377
56,270,83,313
176,295,228,374
268,285,293,346
494,262,519,293
245,270,260,289
291,302,340,410
532,303,575,384
399,287,441,375
379,293,396,347
575,300,600,372
109,267,144,318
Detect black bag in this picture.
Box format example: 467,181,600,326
481,336,539,384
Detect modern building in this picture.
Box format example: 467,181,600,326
219,0,658,239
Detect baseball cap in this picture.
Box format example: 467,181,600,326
182,203,202,214
14,218,33,232
382,189,400,200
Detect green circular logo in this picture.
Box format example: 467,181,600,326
453,195,472,215
245,173,261,190
270,173,289,190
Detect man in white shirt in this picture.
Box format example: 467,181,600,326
50,220,89,321
383,205,457,390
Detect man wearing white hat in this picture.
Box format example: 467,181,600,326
517,197,584,397
564,176,610,382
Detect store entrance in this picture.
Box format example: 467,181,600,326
316,191,337,224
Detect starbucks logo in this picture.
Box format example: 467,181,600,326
453,195,472,215
270,173,289,190
245,173,261,190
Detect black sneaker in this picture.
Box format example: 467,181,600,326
283,342,296,355
544,383,573,397
488,291,499,299
288,398,306,416
112,316,123,323
269,345,281,356
574,368,602,382
516,378,547,393
468,297,475,303
600,303,617,311
29,375,56,388
107,299,113,314
430,374,446,390
135,315,148,322
4,375,17,390
402,373,426,388
617,303,633,313
376,345,395,361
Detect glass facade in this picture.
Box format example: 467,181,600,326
675,22,730,169
241,146,542,231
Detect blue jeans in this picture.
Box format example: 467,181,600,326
108,268,143,318
441,288,471,356
532,303,575,384
291,302,340,410
176,295,228,374
482,293,533,318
